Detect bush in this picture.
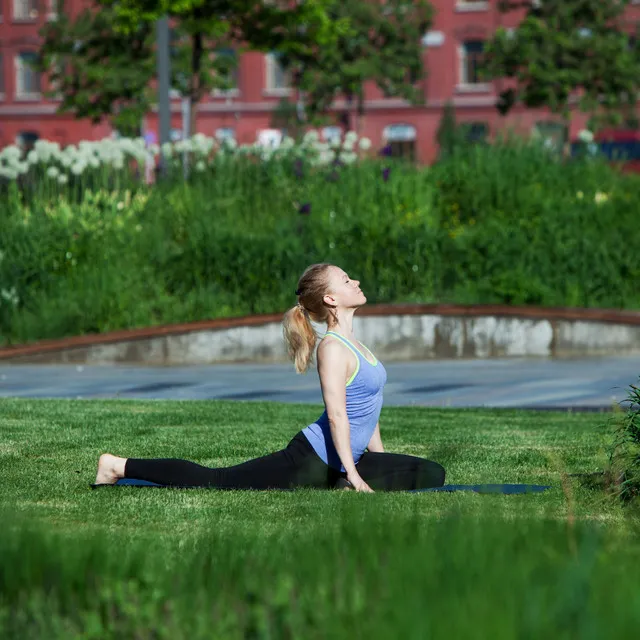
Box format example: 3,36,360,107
608,381,640,502
1,136,639,346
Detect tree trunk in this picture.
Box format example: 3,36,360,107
188,31,204,137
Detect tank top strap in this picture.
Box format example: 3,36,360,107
325,331,378,366
324,331,360,386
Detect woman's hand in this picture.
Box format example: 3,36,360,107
346,472,375,493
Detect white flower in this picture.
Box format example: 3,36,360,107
161,142,173,158
318,150,334,165
578,130,594,144
58,174,69,185
27,150,39,164
594,191,609,205
0,287,19,306
341,139,355,152
344,131,358,144
339,151,357,165
195,160,206,172
88,156,100,169
358,137,372,151
576,191,584,200
222,138,237,150
71,161,86,176
117,202,124,211
303,130,320,145
0,166,18,180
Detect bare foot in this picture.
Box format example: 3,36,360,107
94,453,124,485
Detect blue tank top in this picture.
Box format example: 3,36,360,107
302,331,387,472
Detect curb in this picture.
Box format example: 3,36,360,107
1,303,640,361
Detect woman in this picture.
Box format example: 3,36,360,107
94,263,445,492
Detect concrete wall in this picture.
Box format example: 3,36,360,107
3,311,640,365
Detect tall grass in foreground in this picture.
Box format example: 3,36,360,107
2,505,640,639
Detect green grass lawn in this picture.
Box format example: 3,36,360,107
2,398,639,638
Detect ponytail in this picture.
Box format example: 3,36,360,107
283,304,318,374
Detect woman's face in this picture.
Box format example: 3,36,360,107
325,266,367,309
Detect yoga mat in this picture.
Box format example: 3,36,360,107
91,478,551,494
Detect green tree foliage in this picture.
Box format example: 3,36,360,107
274,0,433,131
36,2,155,136
36,0,350,135
483,0,640,128
436,101,462,159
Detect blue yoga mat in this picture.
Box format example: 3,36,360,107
92,478,551,494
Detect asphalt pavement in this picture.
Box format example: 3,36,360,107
1,355,639,410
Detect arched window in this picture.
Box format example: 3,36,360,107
383,123,417,161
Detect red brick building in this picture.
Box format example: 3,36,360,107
1,0,639,162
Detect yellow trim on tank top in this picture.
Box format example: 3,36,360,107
324,331,360,387
325,331,378,366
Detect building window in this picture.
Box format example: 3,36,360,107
459,40,486,86
15,52,41,98
0,55,4,98
456,0,489,11
322,126,342,145
383,123,417,161
215,127,236,143
212,48,239,96
47,0,58,19
460,122,489,144
13,0,39,21
265,53,291,95
17,131,40,152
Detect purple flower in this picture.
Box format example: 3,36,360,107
382,167,391,182
299,202,311,215
293,159,304,179
332,157,343,167
379,144,393,158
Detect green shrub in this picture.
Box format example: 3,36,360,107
1,139,639,346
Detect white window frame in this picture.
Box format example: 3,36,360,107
457,41,491,92
263,53,291,97
455,1,489,12
15,52,41,99
13,0,39,21
47,0,58,20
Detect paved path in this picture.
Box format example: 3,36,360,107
1,356,639,410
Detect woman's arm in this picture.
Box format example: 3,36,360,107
317,340,374,492
366,422,384,453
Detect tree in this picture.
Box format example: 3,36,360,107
103,0,351,135
36,0,351,136
274,0,434,132
436,100,462,159
481,0,640,130
36,2,156,136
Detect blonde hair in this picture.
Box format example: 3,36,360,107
282,263,335,374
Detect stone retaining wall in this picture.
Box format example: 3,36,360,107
1,304,639,365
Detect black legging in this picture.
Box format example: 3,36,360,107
125,431,446,491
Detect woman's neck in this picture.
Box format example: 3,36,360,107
327,309,356,338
